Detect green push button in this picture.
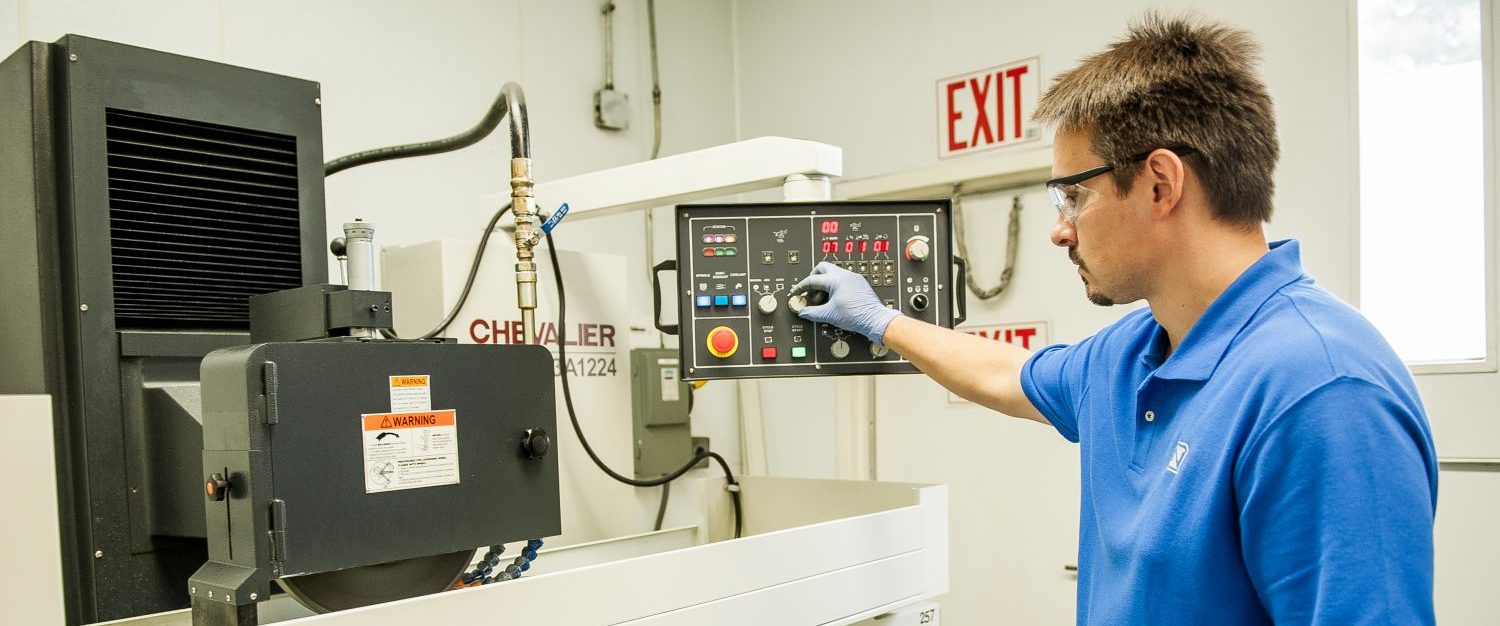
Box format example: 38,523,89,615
791,346,808,359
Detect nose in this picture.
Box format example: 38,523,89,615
1051,214,1076,248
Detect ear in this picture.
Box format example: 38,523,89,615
1146,149,1187,221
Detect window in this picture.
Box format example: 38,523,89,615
1358,0,1489,366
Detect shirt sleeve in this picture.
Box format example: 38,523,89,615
1019,339,1093,443
1235,376,1438,624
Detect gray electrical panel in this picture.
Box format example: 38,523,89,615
630,348,694,478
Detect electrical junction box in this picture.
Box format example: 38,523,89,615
630,348,693,478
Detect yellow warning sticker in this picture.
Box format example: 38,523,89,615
388,374,432,412
361,409,459,493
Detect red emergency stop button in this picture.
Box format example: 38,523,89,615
707,326,738,358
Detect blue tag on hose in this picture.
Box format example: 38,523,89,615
540,203,569,234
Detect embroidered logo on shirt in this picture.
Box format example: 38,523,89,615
1167,441,1190,474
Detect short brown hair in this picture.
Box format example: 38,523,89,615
1034,13,1279,227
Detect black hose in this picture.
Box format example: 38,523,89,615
324,82,530,176
545,231,742,538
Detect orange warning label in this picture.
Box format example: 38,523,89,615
362,409,456,431
390,375,430,388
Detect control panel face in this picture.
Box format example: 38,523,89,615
675,201,954,381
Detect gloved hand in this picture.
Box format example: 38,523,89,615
790,262,902,344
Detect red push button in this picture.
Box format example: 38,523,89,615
707,326,738,358
761,347,777,359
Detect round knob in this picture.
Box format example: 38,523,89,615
910,293,930,311
904,237,931,262
707,326,739,358
757,293,778,315
522,428,551,459
787,293,809,313
807,290,830,306
870,342,890,358
205,473,229,501
830,338,851,359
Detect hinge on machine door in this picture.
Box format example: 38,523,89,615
262,361,279,425
269,498,287,568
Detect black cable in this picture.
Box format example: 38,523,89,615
652,478,670,532
545,231,742,538
379,203,512,341
324,82,530,176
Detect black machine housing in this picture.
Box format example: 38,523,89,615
0,36,326,622
658,201,966,381
188,339,561,612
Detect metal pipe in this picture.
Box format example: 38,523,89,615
602,2,616,89
512,158,539,345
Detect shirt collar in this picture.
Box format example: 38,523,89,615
1146,239,1309,381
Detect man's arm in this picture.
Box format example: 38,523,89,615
791,262,1047,424
881,316,1046,423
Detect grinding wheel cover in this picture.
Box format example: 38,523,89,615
277,549,474,613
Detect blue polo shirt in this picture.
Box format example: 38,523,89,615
1021,239,1437,625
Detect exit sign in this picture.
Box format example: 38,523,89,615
936,57,1041,159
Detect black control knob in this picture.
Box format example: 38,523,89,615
910,293,929,311
205,473,229,501
807,290,830,306
522,428,551,459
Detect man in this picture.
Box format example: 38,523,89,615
792,14,1438,625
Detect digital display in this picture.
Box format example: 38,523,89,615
873,240,890,253
821,240,838,254
859,240,868,253
820,221,839,234
845,240,855,254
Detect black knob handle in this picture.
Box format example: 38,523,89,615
807,290,830,306
205,473,229,501
910,293,929,311
522,428,551,459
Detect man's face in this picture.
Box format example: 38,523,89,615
1048,128,1153,306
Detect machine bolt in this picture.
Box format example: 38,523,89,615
94,550,103,559
314,97,322,106
68,53,78,62
79,304,89,312
191,586,197,594
250,593,258,601
369,304,379,312
522,428,551,459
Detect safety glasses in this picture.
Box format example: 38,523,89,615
1046,147,1196,223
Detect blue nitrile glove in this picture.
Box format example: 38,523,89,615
790,262,902,344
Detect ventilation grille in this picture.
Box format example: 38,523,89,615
105,108,303,327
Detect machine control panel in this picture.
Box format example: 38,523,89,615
665,201,961,381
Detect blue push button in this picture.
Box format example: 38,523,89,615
713,294,730,307
695,295,712,308
730,294,748,307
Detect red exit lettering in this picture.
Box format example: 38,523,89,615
938,57,1040,158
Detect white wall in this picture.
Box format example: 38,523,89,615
731,0,1499,623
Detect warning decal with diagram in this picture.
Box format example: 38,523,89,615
361,409,460,493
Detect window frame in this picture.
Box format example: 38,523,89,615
1351,0,1499,375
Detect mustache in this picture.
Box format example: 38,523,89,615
1068,248,1085,268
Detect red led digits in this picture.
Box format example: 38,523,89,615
820,221,839,234
859,240,868,253
844,240,855,254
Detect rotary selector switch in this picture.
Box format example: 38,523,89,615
787,293,809,314
904,236,931,262
830,338,851,359
757,293,778,315
870,342,890,358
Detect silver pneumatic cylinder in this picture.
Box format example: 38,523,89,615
343,220,378,338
